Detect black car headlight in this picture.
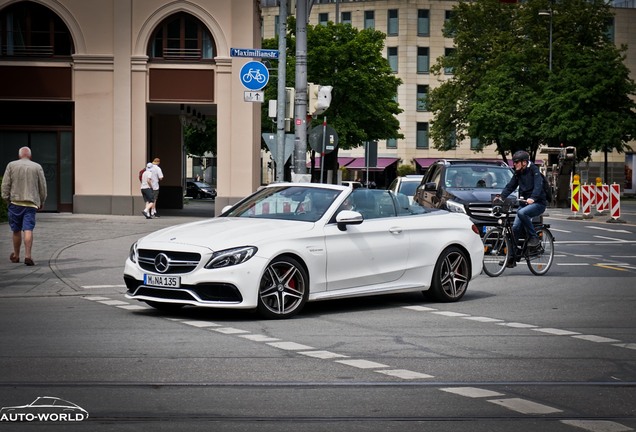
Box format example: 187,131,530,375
129,242,138,263
205,246,258,269
446,200,467,214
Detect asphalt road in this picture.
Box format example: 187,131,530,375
0,200,634,431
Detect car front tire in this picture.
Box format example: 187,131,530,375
257,256,309,319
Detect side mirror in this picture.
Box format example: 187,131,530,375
335,210,363,231
221,205,233,214
424,182,437,192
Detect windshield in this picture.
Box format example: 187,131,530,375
223,185,342,222
445,166,513,189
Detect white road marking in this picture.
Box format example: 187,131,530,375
98,300,129,306
440,387,504,398
402,306,438,311
267,341,314,351
487,397,562,414
432,311,470,317
497,322,538,329
82,284,126,289
181,320,221,328
586,226,631,234
117,305,147,310
239,334,281,342
375,369,433,380
533,328,581,336
462,316,504,323
549,228,571,233
612,343,636,350
574,254,603,258
212,327,250,335
298,350,348,359
594,235,629,242
572,335,620,343
83,296,111,301
557,263,590,266
561,419,634,432
335,359,390,369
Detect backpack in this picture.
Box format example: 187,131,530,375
540,172,552,203
139,168,145,182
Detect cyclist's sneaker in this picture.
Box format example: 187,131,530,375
498,257,516,268
528,237,541,248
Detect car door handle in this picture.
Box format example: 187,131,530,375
389,227,403,235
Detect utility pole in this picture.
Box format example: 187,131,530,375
275,0,288,182
293,0,309,175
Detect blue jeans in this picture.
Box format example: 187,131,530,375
513,203,546,244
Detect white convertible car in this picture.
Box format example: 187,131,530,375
124,183,484,319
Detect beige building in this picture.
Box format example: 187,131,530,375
0,0,263,215
262,0,636,187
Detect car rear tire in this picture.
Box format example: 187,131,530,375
428,246,469,302
257,256,309,319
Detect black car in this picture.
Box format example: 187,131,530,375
413,159,518,234
186,181,217,199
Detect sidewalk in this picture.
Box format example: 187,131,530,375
0,200,214,298
0,199,634,299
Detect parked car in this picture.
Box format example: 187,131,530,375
413,159,517,234
124,183,484,319
387,175,424,204
341,180,363,189
186,181,217,199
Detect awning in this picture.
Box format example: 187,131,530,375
413,158,439,169
346,157,400,171
306,156,356,169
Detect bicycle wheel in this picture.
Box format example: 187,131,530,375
527,227,555,275
482,227,512,277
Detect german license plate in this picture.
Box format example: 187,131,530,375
144,274,180,288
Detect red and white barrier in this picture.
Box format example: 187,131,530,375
581,184,593,216
610,183,621,220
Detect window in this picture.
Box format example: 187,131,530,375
444,48,455,75
470,137,482,150
417,47,429,74
416,123,429,149
445,11,456,37
387,9,398,36
364,10,375,30
341,11,352,25
417,10,430,37
386,138,397,149
387,47,398,73
0,1,74,57
149,12,215,60
416,85,429,111
605,17,615,43
318,13,329,26
446,129,457,149
274,15,280,34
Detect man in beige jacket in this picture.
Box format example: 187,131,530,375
1,147,47,266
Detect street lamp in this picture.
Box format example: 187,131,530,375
538,9,553,71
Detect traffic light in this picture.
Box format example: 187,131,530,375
285,87,295,119
307,83,332,116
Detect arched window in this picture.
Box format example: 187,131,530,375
148,13,215,61
0,1,74,57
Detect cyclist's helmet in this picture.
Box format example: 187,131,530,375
512,150,530,163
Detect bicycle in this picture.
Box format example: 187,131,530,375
242,68,266,84
482,198,555,277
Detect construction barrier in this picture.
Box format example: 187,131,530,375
570,174,580,214
610,183,621,220
595,178,605,214
602,184,610,213
581,184,593,217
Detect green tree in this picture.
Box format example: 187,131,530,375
428,0,636,162
183,118,217,157
263,19,403,180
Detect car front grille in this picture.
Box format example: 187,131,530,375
124,276,243,303
466,202,516,223
138,249,201,274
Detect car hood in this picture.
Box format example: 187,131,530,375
447,187,513,203
138,217,314,251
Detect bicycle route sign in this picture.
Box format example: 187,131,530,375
239,61,269,91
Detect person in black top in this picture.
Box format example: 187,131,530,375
497,150,547,251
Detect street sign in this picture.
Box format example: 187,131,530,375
262,133,295,163
308,125,338,154
230,48,279,59
244,91,264,103
239,61,269,91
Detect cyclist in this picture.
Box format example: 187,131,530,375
496,150,547,265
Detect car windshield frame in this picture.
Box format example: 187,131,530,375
444,165,513,189
222,185,344,222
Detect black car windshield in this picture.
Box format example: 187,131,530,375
223,186,342,222
445,166,513,189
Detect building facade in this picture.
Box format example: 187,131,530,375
262,0,636,188
0,0,263,215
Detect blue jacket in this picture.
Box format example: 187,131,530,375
500,162,547,205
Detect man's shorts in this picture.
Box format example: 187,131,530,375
8,204,37,232
141,188,154,203
152,189,160,201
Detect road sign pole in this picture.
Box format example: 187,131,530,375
320,117,327,183
293,0,309,175
275,0,288,182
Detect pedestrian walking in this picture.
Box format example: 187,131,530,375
140,163,154,219
1,146,47,266
150,157,163,217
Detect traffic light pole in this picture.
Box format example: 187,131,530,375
293,0,309,175
275,0,288,182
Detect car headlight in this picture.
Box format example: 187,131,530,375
129,242,138,263
205,246,258,269
446,200,467,214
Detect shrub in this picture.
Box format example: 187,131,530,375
397,163,416,177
